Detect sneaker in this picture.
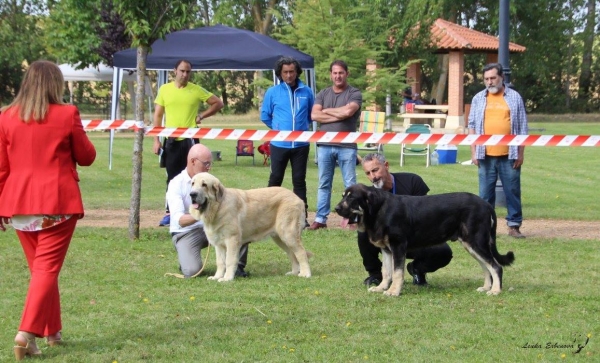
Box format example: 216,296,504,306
508,226,525,239
307,221,327,230
363,275,382,286
159,214,170,227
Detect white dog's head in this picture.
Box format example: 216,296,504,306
189,172,225,220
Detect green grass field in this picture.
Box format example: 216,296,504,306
0,117,598,362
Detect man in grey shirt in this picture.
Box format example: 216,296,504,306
308,60,362,230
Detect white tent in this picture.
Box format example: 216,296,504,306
59,63,153,169
59,63,137,82
59,63,152,107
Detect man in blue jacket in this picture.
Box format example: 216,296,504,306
261,57,314,226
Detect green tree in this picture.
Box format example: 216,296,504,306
45,0,103,67
277,0,376,93
278,0,442,109
45,0,131,67
190,1,290,113
0,0,48,104
360,0,443,107
115,0,196,239
194,0,290,31
577,0,596,109
511,0,579,112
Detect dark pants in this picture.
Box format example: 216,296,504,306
267,144,310,215
358,231,453,277
162,137,198,212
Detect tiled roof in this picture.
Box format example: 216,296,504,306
431,18,526,53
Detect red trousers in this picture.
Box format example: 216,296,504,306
16,217,77,337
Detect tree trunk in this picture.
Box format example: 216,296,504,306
577,0,595,108
435,54,449,104
129,45,148,240
565,15,573,109
251,0,277,35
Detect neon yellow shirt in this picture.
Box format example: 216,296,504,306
155,82,214,128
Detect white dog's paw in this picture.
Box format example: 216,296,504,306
486,289,501,296
297,272,311,278
285,271,299,276
383,289,400,297
476,286,491,292
218,276,234,282
207,276,219,280
368,286,385,293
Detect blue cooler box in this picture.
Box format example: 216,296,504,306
436,145,457,164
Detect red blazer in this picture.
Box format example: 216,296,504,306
0,104,96,218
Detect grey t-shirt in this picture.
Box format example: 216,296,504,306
315,85,362,148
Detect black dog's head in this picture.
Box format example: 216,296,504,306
335,184,383,230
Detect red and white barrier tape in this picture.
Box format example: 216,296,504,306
82,120,600,147
82,120,140,130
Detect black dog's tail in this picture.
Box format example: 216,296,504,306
489,204,515,266
495,249,515,266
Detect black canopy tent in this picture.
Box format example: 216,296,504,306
108,24,316,169
112,24,314,70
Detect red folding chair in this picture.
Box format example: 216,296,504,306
235,140,255,165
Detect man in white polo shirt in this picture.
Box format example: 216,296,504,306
167,143,248,277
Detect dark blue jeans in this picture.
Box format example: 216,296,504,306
478,156,523,227
267,144,310,215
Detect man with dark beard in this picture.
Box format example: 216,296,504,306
468,63,528,239
357,153,453,286
261,57,313,227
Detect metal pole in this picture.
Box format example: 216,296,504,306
496,0,512,207
499,0,511,87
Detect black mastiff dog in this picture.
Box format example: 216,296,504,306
335,184,514,296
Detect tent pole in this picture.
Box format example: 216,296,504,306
306,69,318,164
109,68,123,170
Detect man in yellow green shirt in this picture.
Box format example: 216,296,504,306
153,59,224,226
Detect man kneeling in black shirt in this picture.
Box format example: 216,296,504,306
358,153,453,286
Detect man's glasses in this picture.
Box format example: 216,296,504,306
192,158,212,168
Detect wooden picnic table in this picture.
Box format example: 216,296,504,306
400,104,449,129
413,104,449,112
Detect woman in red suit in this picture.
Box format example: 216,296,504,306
0,60,96,360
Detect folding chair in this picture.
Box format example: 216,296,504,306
400,124,431,167
235,140,255,165
356,111,386,154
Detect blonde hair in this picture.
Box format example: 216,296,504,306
1,60,65,123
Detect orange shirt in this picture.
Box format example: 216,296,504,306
483,92,510,156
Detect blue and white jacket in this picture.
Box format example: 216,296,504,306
260,79,314,149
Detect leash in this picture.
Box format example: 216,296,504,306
164,244,211,279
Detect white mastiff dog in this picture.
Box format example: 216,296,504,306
189,172,311,281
